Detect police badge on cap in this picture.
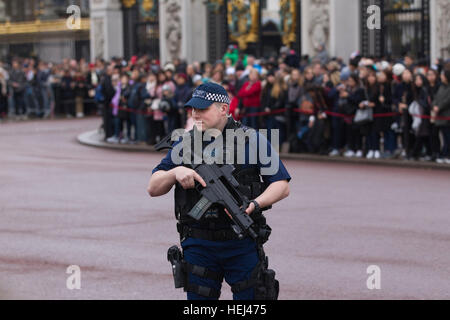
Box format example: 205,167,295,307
185,82,230,110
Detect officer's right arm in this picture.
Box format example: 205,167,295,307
147,167,207,197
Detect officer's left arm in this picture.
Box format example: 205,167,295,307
245,132,291,215
246,180,289,215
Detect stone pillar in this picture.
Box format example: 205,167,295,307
159,0,207,65
430,0,450,64
301,0,330,59
89,0,124,61
186,0,207,63
329,0,360,61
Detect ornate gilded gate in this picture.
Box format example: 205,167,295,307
361,0,430,60
122,0,159,60
206,0,302,62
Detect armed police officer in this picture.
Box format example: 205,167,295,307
147,81,291,300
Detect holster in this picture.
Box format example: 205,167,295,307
167,245,186,288
167,245,223,299
230,246,279,300
254,256,279,300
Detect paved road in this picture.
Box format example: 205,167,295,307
1,117,449,300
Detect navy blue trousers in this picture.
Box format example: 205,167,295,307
181,237,259,300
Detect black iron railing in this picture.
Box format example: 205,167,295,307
361,0,430,62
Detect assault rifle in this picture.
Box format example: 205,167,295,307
188,163,258,240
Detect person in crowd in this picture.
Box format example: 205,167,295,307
60,69,76,118
233,63,248,94
410,74,432,160
284,49,301,69
145,72,158,145
376,70,396,158
432,67,450,164
186,64,196,87
129,72,150,144
164,63,176,82
9,60,27,119
100,65,117,140
303,66,315,88
118,73,132,144
261,70,276,132
202,62,213,82
312,62,324,86
123,69,140,143
211,70,224,85
361,69,381,159
86,62,100,116
393,67,415,159
48,65,61,117
304,85,329,154
224,57,236,77
106,74,122,144
244,55,262,74
286,69,304,140
160,83,178,135
262,71,287,144
327,70,349,156
74,70,86,118
0,71,7,119
222,44,239,66
237,68,261,130
174,73,193,128
340,74,365,158
37,61,51,118
426,68,442,160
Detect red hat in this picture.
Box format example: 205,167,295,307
89,63,95,69
131,55,138,65
177,73,188,81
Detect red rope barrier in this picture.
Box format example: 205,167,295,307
111,103,450,121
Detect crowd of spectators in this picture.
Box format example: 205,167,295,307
1,45,449,163
0,58,101,121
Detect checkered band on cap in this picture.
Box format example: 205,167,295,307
192,89,231,105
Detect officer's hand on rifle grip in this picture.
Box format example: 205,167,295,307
224,201,255,219
174,166,207,190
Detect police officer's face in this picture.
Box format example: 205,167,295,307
192,103,227,131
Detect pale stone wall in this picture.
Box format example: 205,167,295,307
89,0,123,61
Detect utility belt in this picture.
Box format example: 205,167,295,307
177,222,272,244
177,223,242,242
177,209,272,244
167,241,279,300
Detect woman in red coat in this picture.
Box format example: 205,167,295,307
223,80,239,120
237,68,261,129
